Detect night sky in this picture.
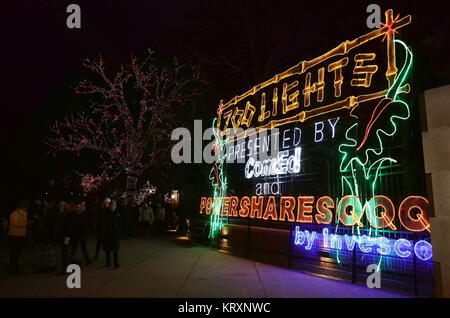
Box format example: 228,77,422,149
1,0,449,212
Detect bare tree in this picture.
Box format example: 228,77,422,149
45,50,204,199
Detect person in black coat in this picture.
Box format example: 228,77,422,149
30,199,44,247
94,197,109,261
120,199,132,239
34,200,57,273
103,200,121,268
70,200,91,266
55,201,74,275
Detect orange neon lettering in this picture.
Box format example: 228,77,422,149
272,88,278,116
327,58,349,97
258,92,270,122
399,196,431,232
217,10,411,138
351,53,378,87
282,81,300,114
241,101,256,127
337,195,363,226
303,67,325,107
229,196,239,217
279,196,296,222
251,196,264,219
315,196,334,224
365,195,396,230
223,197,230,216
239,196,251,217
199,197,206,214
297,196,314,223
263,196,278,221
206,198,213,215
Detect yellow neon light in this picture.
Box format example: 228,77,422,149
217,9,411,139
328,57,349,97
350,53,378,87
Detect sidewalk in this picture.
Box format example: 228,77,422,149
0,237,413,298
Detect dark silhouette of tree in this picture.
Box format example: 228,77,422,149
45,50,204,199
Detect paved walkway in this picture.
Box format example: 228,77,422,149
0,237,412,298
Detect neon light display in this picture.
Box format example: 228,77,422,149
207,117,228,238
244,147,301,179
202,8,433,288
338,39,413,203
200,195,430,232
293,227,432,261
216,10,411,140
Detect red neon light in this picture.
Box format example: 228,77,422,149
365,195,396,230
230,197,239,217
337,195,363,227
223,197,230,216
263,196,278,220
250,196,264,219
399,196,431,233
279,197,296,222
200,195,430,233
297,196,314,223
239,196,251,217
214,164,220,190
315,196,334,224
380,13,400,42
206,198,213,215
199,197,206,214
357,98,394,151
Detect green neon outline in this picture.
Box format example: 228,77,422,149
208,117,228,238
336,39,413,270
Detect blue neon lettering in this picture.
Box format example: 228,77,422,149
376,236,391,255
305,230,316,250
344,234,358,251
358,235,374,253
414,240,432,261
393,238,412,258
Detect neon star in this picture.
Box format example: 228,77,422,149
380,13,400,42
217,100,224,115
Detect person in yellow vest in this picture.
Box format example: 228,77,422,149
8,200,31,274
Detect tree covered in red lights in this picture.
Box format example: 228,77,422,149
45,50,203,199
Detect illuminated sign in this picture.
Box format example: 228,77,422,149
200,195,430,232
202,8,433,274
244,147,301,179
294,227,433,261
216,10,411,140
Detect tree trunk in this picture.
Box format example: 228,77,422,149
126,174,138,201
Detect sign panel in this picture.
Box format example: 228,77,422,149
200,9,432,285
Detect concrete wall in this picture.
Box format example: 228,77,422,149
421,84,450,298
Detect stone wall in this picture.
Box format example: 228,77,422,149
421,84,450,297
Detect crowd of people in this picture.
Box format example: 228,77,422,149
1,192,182,276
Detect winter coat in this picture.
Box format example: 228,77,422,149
103,210,121,251
30,204,44,244
71,209,89,241
34,203,57,244
155,205,165,222
96,207,108,242
139,205,154,223
8,209,28,237
55,210,74,245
